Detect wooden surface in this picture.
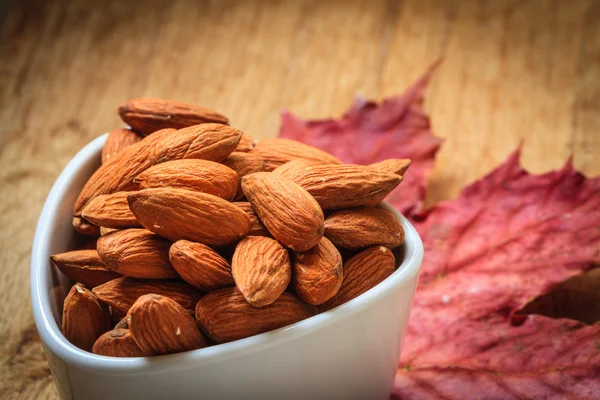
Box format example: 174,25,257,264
1,0,599,397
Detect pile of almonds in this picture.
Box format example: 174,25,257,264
51,98,410,357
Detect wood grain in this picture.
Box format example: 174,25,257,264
1,0,599,398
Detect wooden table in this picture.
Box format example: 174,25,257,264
1,0,599,397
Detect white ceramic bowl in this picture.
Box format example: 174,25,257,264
31,134,423,400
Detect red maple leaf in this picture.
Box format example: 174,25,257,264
279,65,600,398
279,63,442,216
394,151,600,399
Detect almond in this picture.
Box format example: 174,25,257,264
292,237,343,305
169,240,234,291
232,202,270,237
81,191,140,229
284,164,402,210
128,188,250,246
128,294,206,356
72,216,100,236
97,229,178,279
252,138,342,171
51,250,121,288
235,133,257,152
100,227,119,236
50,285,67,321
320,246,395,311
92,277,202,315
74,128,172,215
222,152,265,178
324,207,405,249
195,287,317,343
369,158,411,176
134,159,238,201
272,159,322,176
62,283,111,352
115,315,130,329
232,236,291,307
92,328,148,357
222,152,266,200
242,172,324,251
118,98,228,135
102,128,142,164
74,124,242,215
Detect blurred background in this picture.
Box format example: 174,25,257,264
1,0,599,397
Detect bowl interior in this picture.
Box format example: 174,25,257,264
31,134,423,373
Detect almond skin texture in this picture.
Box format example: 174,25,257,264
92,277,202,315
222,152,266,200
72,216,100,236
51,250,121,288
115,316,130,329
74,128,172,215
242,172,324,251
320,246,395,312
134,159,238,201
252,138,342,171
235,133,257,152
223,151,265,178
62,283,111,352
222,152,266,178
169,240,234,291
128,294,206,356
92,328,148,357
369,158,411,176
100,227,119,236
102,128,142,164
272,159,323,177
74,124,242,215
232,202,270,236
284,164,402,210
128,188,250,246
292,237,343,305
118,98,229,135
195,287,317,343
324,207,405,249
232,236,291,307
81,191,140,229
97,229,178,279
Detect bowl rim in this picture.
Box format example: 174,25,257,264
31,134,424,375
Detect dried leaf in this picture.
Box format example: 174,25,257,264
394,150,600,399
279,63,442,215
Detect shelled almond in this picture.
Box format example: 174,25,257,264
62,284,111,352
101,128,142,164
51,250,120,288
128,294,206,356
52,97,409,356
232,236,291,307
